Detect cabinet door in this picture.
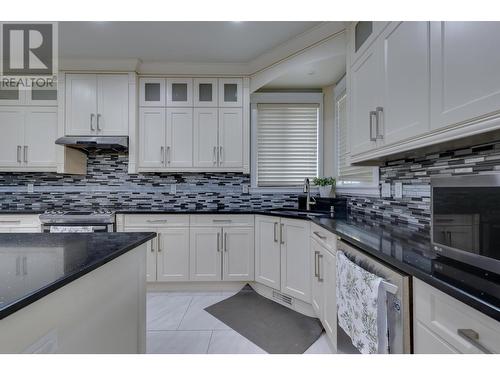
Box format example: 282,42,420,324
157,228,190,282
322,248,337,346
166,78,193,107
280,218,311,302
65,74,97,135
349,22,390,67
139,78,165,107
254,216,281,289
194,78,218,107
431,22,500,130
189,227,222,281
218,78,242,107
0,107,24,168
0,81,25,105
138,107,165,169
222,227,254,281
349,45,383,155
382,22,430,145
310,238,324,319
218,108,243,168
193,107,219,168
96,74,129,135
165,108,193,168
24,107,57,168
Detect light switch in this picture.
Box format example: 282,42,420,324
170,184,176,194
27,183,34,193
381,183,391,198
394,182,403,199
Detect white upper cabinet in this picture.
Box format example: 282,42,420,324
430,22,500,130
0,82,23,105
165,108,193,168
218,78,242,107
349,21,390,66
349,43,383,155
139,107,165,168
193,107,219,168
381,21,430,145
26,86,58,106
65,73,129,136
96,75,129,135
139,78,165,107
24,107,58,168
194,78,218,107
65,74,97,136
0,107,24,167
166,78,193,107
218,108,243,168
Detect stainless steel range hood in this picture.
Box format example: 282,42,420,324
55,136,128,152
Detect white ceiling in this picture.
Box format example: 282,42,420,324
59,21,322,63
263,54,346,89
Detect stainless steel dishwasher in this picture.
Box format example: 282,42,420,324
336,239,412,354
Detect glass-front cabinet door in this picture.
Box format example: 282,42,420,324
0,81,23,105
194,78,218,107
166,78,193,107
139,78,165,107
27,86,58,106
218,78,242,107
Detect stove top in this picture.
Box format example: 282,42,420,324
39,210,115,224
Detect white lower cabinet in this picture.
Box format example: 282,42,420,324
189,227,222,281
254,215,311,303
413,278,500,354
0,215,41,233
222,226,254,281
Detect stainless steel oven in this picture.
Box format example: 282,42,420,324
39,210,115,233
431,174,500,274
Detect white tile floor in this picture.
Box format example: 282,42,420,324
146,291,334,354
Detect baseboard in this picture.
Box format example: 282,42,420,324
147,281,247,292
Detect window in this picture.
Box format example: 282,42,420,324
335,77,379,194
251,93,323,188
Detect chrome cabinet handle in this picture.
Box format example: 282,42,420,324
23,145,28,163
90,113,95,131
369,111,377,141
318,254,324,282
224,232,228,252
457,329,492,354
313,231,327,240
160,146,165,164
219,146,223,164
147,219,168,224
314,251,319,278
96,114,102,131
166,146,171,164
217,232,220,252
280,224,285,245
157,233,161,252
22,256,27,275
17,145,21,163
213,146,217,165
212,219,232,224
273,222,278,242
0,220,21,224
150,238,155,253
376,107,384,139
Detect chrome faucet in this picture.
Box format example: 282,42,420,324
303,178,316,211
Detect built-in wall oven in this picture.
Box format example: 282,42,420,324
431,174,500,275
39,210,115,233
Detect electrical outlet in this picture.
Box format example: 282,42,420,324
242,184,249,194
170,184,176,194
381,183,391,198
394,182,403,199
27,183,34,193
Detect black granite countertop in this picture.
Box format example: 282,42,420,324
1,207,499,321
0,232,156,319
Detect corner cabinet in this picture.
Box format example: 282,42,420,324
348,21,500,164
137,76,247,173
65,74,129,136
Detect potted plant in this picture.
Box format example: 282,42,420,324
312,177,336,198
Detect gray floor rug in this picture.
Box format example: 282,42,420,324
204,284,323,354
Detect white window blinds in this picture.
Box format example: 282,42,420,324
256,103,319,187
336,93,374,184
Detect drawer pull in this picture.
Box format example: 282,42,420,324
212,219,232,224
457,329,492,354
0,220,22,224
146,219,168,223
313,231,327,240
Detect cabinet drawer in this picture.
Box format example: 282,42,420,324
123,214,189,227
310,223,337,253
0,215,40,228
190,214,254,227
414,278,500,353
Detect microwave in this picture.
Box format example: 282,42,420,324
431,174,500,275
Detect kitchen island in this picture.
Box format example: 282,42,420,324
0,232,155,353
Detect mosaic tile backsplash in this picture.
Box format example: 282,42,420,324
344,140,500,232
2,139,500,233
0,151,297,211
